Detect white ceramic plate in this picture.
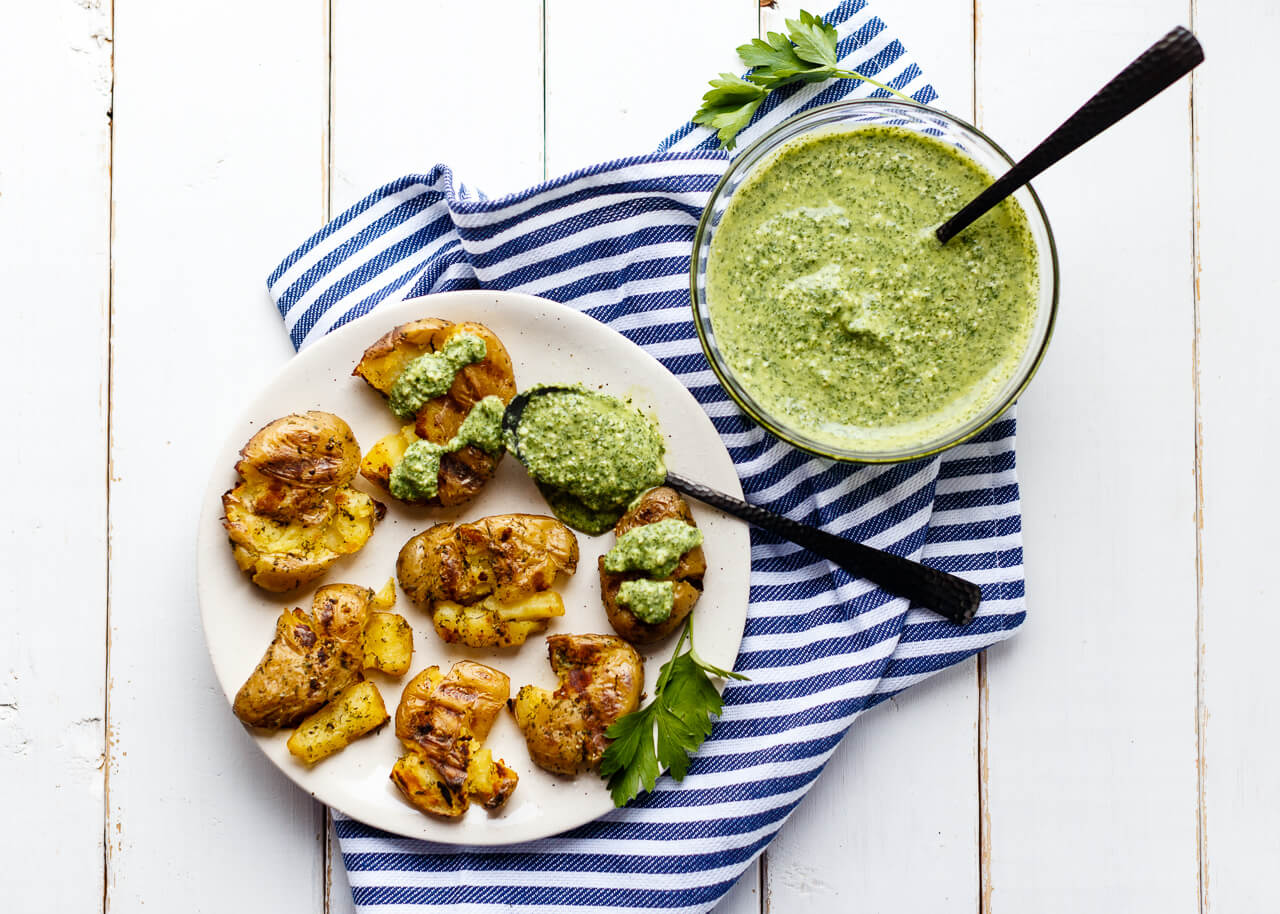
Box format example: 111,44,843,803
197,290,750,845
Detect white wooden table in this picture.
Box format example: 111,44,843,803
2,0,1272,910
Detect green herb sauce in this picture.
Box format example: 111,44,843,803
616,579,676,624
603,518,703,577
388,394,505,500
706,126,1039,451
387,332,487,420
507,385,667,534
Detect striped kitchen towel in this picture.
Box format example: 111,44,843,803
268,1,1026,910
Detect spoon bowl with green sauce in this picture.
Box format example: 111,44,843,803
691,99,1059,463
503,385,983,624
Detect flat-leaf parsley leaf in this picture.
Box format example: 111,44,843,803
692,9,917,148
598,618,748,807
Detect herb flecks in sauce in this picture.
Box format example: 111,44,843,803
617,579,676,624
387,332,487,420
706,126,1039,451
604,518,704,578
388,395,506,501
508,385,667,534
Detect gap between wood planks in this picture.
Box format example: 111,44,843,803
323,0,336,909
973,3,992,913
1189,0,1206,911
103,0,117,908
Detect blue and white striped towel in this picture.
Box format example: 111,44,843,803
268,2,1027,909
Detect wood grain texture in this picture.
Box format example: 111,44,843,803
329,0,545,210
1194,1,1280,910
0,0,1242,909
543,0,751,174
0,1,112,909
978,3,1199,911
542,2,757,907
759,2,982,912
324,1,544,909
106,1,327,910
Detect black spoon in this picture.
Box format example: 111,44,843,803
935,25,1204,244
503,388,982,625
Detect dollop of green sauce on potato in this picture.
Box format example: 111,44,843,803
388,332,487,420
388,394,506,501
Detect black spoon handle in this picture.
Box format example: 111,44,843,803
935,25,1204,244
666,472,981,625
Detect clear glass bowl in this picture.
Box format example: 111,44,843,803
690,99,1060,463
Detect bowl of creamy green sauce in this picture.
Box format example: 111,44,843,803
692,99,1059,462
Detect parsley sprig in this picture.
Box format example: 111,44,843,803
693,9,916,149
599,617,748,807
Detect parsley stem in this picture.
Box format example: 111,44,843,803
829,70,917,105
653,619,693,695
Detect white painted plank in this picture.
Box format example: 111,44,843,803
760,2,980,912
106,1,328,910
1195,1,1280,910
329,0,545,211
325,2,546,909
0,1,111,909
543,2,760,910
543,0,752,175
978,3,1199,911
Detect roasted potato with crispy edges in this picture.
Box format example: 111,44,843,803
431,591,565,649
370,577,397,613
391,661,519,818
360,578,413,675
233,583,373,729
222,411,383,592
287,679,389,766
397,514,578,648
599,487,706,645
354,319,517,507
510,634,643,776
363,612,414,675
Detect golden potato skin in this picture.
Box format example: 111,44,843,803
396,514,578,648
222,411,383,593
238,411,362,489
354,319,517,507
511,634,643,776
398,514,579,606
391,661,519,818
233,583,373,729
599,487,706,644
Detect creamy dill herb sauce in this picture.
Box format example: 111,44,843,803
706,126,1039,452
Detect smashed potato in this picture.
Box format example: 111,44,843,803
233,583,373,729
354,319,516,507
287,680,389,766
363,612,414,675
397,514,578,648
511,634,643,776
431,591,565,649
222,411,383,592
599,487,706,644
391,661,519,818
361,578,413,675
